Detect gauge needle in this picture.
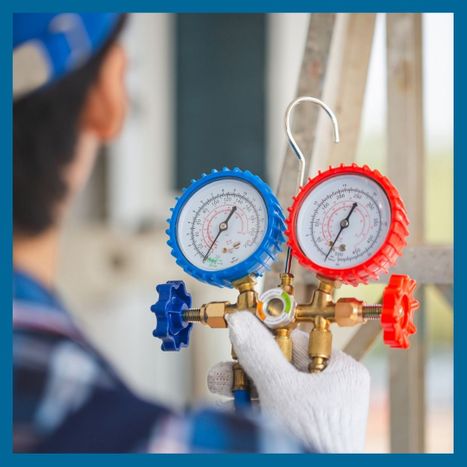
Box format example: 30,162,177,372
202,206,237,263
324,202,357,261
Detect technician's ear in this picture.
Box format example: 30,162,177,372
80,44,127,141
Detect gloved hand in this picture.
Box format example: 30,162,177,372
207,311,370,453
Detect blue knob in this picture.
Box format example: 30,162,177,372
151,280,193,351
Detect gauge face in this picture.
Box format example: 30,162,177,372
176,178,268,271
295,173,391,269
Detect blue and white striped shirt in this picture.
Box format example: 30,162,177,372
13,269,305,453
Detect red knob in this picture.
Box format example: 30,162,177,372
381,274,419,349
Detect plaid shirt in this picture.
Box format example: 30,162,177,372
13,270,304,453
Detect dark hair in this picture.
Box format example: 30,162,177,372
13,15,126,235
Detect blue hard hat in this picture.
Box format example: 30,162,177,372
13,13,122,98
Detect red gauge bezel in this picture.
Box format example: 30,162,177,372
286,163,409,286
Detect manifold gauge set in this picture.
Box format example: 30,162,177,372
151,96,419,409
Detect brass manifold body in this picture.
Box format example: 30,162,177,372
182,274,382,387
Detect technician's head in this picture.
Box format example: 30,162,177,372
13,13,128,237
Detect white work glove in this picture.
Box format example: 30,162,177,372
207,311,370,453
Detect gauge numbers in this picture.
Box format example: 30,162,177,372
296,174,391,269
176,178,267,271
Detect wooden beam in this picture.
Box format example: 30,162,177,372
435,284,453,308
274,14,336,209
311,13,376,172
376,245,452,285
343,321,381,361
386,16,425,242
386,13,426,453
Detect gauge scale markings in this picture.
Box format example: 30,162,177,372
309,188,384,263
187,192,263,261
295,173,392,270
176,178,268,272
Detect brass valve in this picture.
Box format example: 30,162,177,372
180,275,259,392
254,273,383,372
181,275,258,327
180,272,418,373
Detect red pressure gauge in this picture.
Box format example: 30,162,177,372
286,164,409,286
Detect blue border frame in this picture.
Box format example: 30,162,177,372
167,168,285,288
2,2,463,466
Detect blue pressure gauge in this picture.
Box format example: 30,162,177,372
167,168,285,287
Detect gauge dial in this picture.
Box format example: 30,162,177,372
287,164,409,285
168,168,285,288
177,178,267,271
296,173,391,268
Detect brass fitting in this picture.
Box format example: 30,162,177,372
232,361,250,392
181,274,383,375
334,298,365,326
181,276,258,328
308,315,332,372
275,327,293,362
233,276,258,312
316,274,341,293
279,273,295,295
200,301,229,328
295,284,335,322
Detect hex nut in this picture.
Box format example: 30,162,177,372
335,298,364,327
202,302,228,328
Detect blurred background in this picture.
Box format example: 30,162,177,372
57,13,453,453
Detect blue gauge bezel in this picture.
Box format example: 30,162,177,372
167,168,285,288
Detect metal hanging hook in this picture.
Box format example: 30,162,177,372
283,96,340,275
285,96,340,190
